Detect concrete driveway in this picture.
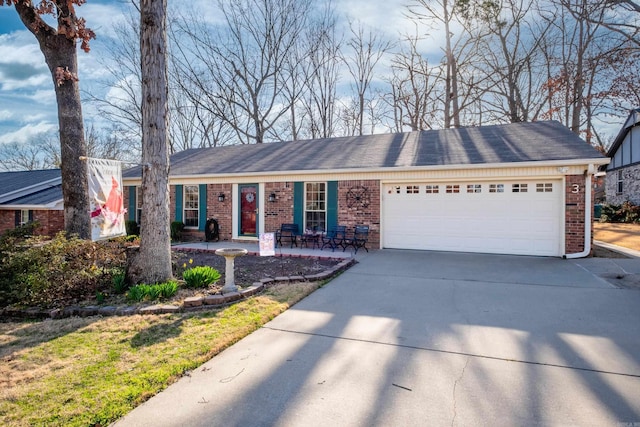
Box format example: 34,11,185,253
114,250,640,427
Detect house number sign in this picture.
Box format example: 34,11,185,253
571,184,581,194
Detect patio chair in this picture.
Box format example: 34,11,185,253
321,225,347,252
344,225,369,253
275,223,300,248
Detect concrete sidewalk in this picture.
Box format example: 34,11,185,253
114,251,640,427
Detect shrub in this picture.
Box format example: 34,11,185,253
182,265,221,288
0,232,127,308
170,221,185,241
599,202,640,223
125,220,139,236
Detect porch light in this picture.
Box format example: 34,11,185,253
268,193,276,202
218,193,225,202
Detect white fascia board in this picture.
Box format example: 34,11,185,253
153,158,610,182
0,199,64,210
122,158,610,186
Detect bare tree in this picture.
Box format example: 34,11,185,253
460,0,550,124
407,0,473,128
127,0,172,284
340,20,393,135
174,0,312,144
0,132,60,171
540,0,615,141
1,0,94,238
384,30,441,131
300,2,342,139
86,11,143,146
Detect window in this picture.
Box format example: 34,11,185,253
512,183,528,193
406,185,419,194
305,182,326,232
425,185,439,194
136,186,143,224
19,209,30,225
183,185,199,228
467,184,482,193
489,184,504,193
446,185,460,193
536,183,553,193
617,170,623,194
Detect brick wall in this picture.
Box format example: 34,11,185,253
605,164,640,205
0,209,64,237
264,182,294,233
565,175,589,254
206,184,233,241
338,180,380,247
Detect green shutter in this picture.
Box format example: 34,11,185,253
327,181,338,229
128,187,136,221
293,182,304,227
198,184,207,231
175,185,183,222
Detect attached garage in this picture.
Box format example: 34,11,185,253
382,179,562,256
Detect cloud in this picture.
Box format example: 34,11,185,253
0,121,57,145
0,110,13,121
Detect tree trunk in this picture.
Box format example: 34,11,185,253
128,0,172,284
13,1,90,239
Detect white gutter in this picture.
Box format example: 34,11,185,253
564,164,594,259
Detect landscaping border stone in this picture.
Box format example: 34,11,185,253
0,256,356,320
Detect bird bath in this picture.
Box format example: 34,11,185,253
215,248,248,293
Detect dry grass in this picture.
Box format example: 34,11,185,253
594,222,640,251
0,282,321,427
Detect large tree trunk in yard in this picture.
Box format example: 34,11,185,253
13,1,90,239
127,0,172,284
44,43,90,239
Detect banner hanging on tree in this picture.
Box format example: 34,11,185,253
87,158,127,241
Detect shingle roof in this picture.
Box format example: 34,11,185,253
124,121,606,178
0,169,62,206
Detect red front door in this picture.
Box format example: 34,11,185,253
240,184,257,235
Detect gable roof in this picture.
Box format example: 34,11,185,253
0,169,63,208
124,120,606,178
606,108,640,159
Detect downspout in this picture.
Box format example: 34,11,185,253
564,164,594,259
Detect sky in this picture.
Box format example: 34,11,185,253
0,0,420,147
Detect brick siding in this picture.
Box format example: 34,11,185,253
0,209,64,237
337,180,380,247
264,182,294,233
565,175,590,255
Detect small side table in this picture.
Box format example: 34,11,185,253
300,232,321,249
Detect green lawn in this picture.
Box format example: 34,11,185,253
0,282,321,427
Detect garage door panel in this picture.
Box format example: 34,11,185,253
383,180,562,256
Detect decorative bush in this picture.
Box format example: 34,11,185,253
599,201,640,223
0,232,127,308
182,266,221,288
170,221,185,241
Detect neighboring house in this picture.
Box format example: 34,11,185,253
123,121,608,257
605,108,640,205
0,169,64,236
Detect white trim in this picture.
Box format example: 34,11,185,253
258,182,265,236
0,200,64,210
123,159,610,187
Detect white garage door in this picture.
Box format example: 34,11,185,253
382,180,562,256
